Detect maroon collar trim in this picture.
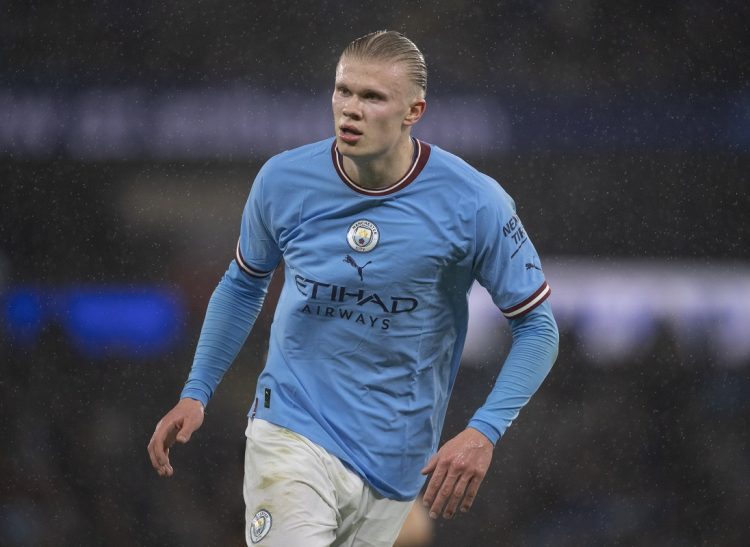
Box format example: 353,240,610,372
331,138,431,196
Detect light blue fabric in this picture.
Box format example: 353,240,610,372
468,300,558,444
181,137,558,500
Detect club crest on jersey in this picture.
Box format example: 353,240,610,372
347,220,379,253
250,509,272,543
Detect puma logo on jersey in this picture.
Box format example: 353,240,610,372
525,262,542,271
344,254,371,281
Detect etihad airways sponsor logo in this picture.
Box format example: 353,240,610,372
294,275,418,314
299,304,392,330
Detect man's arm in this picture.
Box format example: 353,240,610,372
147,261,273,477
421,300,559,518
180,261,273,406
466,299,559,443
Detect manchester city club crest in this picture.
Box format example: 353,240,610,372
346,219,380,253
250,509,272,543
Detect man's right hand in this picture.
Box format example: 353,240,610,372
147,398,205,477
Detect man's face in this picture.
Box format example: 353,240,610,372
332,57,423,159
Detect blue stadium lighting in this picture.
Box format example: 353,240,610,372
2,288,45,344
1,285,185,359
60,287,185,358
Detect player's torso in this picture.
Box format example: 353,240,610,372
269,163,476,348
254,142,488,497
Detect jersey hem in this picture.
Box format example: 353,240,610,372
246,411,422,501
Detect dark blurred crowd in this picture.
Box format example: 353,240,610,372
3,1,747,96
3,314,749,546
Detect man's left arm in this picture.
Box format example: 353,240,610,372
421,300,559,519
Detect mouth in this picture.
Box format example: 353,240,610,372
339,124,363,144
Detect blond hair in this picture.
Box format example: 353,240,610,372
340,31,427,97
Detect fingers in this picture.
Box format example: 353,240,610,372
427,470,460,519
421,429,494,519
420,454,437,475
422,459,448,517
147,418,180,477
146,425,163,470
156,448,174,477
176,413,199,444
425,466,473,519
147,399,205,477
460,477,480,513
441,474,472,519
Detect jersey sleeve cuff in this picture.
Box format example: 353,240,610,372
501,281,551,319
467,419,501,445
180,383,211,407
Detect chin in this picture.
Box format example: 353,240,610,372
337,139,366,155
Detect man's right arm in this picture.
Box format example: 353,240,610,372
180,260,274,405
147,260,274,476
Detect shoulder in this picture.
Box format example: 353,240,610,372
259,138,334,177
423,143,514,209
250,138,334,203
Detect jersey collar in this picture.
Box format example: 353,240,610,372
331,137,431,196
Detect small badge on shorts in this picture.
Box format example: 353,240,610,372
250,509,272,543
347,219,380,253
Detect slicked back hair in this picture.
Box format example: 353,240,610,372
340,30,427,98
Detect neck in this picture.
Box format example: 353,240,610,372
341,135,415,190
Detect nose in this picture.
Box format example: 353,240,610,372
341,97,362,120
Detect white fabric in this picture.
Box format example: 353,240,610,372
244,418,413,546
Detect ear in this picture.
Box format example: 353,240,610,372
403,98,427,127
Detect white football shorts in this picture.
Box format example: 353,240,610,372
244,418,414,546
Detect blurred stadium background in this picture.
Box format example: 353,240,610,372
1,1,748,545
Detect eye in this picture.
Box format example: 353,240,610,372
364,92,382,101
337,86,351,97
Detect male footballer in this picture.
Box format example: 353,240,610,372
148,30,559,546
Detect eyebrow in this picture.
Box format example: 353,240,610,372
361,88,386,98
336,83,388,98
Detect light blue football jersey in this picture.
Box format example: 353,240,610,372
232,137,550,500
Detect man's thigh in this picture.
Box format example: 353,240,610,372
244,419,339,546
334,493,414,547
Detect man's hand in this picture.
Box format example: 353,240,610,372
420,427,494,519
147,398,205,477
